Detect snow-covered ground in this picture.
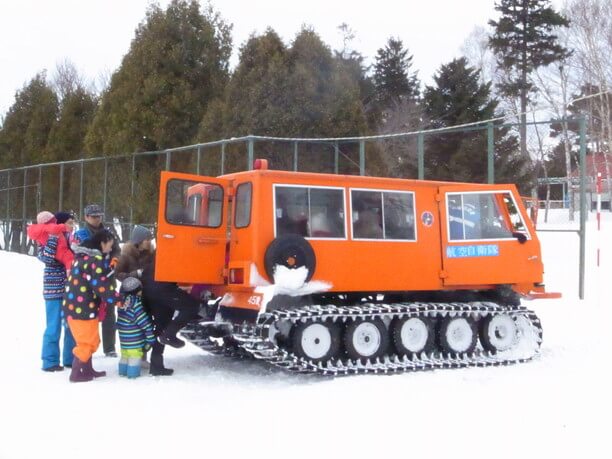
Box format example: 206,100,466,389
1,210,611,459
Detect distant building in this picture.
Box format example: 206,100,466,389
571,153,612,211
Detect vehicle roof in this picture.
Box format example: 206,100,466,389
220,168,514,189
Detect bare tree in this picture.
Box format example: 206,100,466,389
52,58,84,103
566,0,612,202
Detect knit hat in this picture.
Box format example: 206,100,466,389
131,225,153,245
84,204,104,217
120,277,142,295
54,211,75,224
36,211,56,225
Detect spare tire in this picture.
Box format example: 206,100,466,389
264,235,316,283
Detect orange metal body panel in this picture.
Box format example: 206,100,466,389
155,168,548,299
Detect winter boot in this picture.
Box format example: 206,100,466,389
158,322,185,349
118,357,128,377
150,342,174,376
126,357,141,379
69,358,93,383
85,358,106,378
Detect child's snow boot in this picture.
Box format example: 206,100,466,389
85,358,106,378
69,358,93,383
118,357,128,377
126,357,141,379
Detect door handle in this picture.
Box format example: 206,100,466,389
162,234,175,239
196,237,219,245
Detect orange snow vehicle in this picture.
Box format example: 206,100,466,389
154,160,559,375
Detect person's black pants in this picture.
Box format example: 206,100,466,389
100,304,116,354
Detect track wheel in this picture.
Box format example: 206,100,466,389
344,319,389,361
438,317,478,354
292,321,341,362
479,314,518,353
391,317,435,356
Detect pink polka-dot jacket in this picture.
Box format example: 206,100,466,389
62,245,123,320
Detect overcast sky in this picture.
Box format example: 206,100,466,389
0,0,515,117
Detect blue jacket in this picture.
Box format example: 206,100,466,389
37,235,67,300
117,295,155,350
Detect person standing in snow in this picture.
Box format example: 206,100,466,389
117,277,156,378
63,229,123,383
28,211,76,372
73,203,120,358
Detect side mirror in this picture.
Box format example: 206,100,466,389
512,232,527,244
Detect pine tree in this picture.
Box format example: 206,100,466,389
85,0,232,156
489,0,570,159
373,37,420,109
198,27,368,171
424,58,532,190
0,72,58,168
46,87,97,162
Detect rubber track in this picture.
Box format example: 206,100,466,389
183,301,543,376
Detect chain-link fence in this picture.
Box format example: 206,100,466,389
0,117,591,295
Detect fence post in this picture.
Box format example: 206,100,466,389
221,142,225,175
578,117,587,300
293,142,298,171
37,166,42,213
247,137,254,170
196,145,202,175
59,163,64,211
487,122,495,184
79,159,84,217
21,168,27,252
165,151,171,171
334,142,339,174
417,133,424,180
359,140,365,176
103,158,108,216
130,154,136,226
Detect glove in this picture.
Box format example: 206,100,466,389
109,257,119,269
136,268,143,278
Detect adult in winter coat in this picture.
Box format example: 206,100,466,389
73,203,120,357
141,252,200,376
117,277,156,379
114,225,154,282
32,211,76,371
63,229,123,383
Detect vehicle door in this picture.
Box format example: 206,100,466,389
438,185,541,286
156,171,230,284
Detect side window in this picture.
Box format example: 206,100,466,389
309,188,345,238
234,182,252,228
352,190,415,240
383,192,415,240
276,187,309,237
166,179,223,227
275,186,345,238
447,192,518,241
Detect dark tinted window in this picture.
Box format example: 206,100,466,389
275,186,345,238
234,182,252,228
166,179,223,227
351,190,415,240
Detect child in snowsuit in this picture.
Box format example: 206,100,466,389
31,211,76,372
117,277,155,379
63,229,123,383
27,211,74,272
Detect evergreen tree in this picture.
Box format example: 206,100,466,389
85,0,232,155
373,37,420,109
489,0,570,159
198,27,368,171
46,87,97,162
0,72,58,168
424,58,532,190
